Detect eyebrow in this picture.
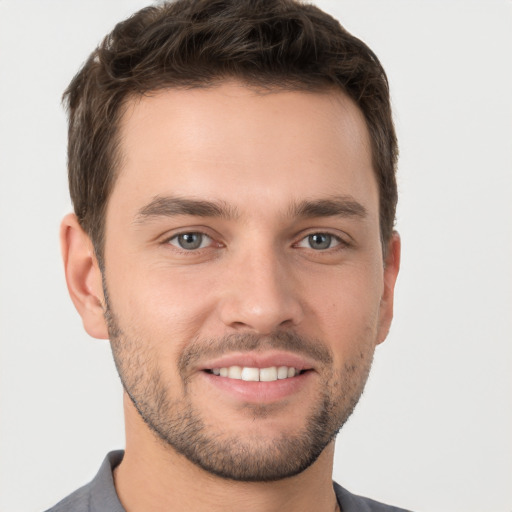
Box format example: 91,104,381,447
134,196,240,223
290,196,368,220
134,194,367,224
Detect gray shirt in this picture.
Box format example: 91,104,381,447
45,451,412,512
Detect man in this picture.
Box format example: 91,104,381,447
49,0,406,510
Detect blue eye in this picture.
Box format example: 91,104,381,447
168,232,211,250
297,233,341,250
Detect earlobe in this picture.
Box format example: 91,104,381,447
60,213,109,339
376,231,401,345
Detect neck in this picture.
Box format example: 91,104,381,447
114,396,339,512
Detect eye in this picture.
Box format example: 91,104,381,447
297,233,341,250
168,232,212,250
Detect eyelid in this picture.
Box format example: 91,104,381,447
160,225,228,255
159,225,217,242
158,227,350,253
294,230,351,249
167,232,213,250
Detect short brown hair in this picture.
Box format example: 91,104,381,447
63,0,397,265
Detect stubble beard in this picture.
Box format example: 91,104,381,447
104,293,375,482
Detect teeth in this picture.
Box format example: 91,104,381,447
210,366,301,382
259,367,277,382
228,366,242,379
277,366,289,379
241,367,260,381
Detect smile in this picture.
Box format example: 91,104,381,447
207,366,304,382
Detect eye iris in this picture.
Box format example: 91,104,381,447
309,233,331,250
178,233,202,250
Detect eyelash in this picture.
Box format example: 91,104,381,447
165,231,218,252
164,230,350,253
294,232,348,251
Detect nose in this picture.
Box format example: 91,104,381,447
218,247,305,334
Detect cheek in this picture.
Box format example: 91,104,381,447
111,264,219,347
306,263,384,360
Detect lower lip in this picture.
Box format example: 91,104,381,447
199,370,313,404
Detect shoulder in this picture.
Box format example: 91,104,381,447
44,483,91,512
43,451,125,512
334,482,414,512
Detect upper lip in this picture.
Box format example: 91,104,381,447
198,351,316,372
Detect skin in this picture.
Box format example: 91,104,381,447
61,81,400,512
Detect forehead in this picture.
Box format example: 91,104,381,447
111,82,377,219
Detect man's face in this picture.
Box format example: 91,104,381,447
99,82,398,481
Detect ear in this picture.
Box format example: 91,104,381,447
376,231,401,345
60,213,109,339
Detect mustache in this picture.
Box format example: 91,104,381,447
179,331,333,374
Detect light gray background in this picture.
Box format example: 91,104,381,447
1,1,511,511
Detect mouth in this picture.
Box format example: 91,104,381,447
205,365,308,382
197,352,316,403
